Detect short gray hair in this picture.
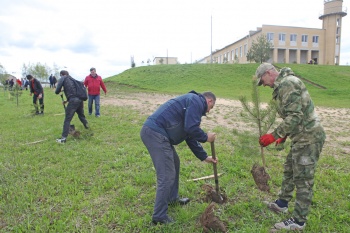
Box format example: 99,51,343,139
202,91,216,102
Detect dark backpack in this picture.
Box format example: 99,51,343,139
69,76,88,101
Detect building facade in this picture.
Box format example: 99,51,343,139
153,57,178,65
199,0,347,65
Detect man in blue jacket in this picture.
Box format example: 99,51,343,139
140,91,217,225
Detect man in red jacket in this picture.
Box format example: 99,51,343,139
84,67,107,117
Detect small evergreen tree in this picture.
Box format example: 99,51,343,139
9,79,23,107
239,78,277,167
239,78,277,191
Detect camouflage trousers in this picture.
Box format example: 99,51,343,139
278,141,325,222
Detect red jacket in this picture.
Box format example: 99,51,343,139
84,74,107,95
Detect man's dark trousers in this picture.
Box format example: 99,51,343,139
140,125,180,222
62,98,88,138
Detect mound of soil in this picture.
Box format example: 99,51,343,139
200,202,227,233
68,125,80,137
201,184,227,204
71,130,80,137
251,163,270,192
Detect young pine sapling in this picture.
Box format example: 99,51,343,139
239,78,277,192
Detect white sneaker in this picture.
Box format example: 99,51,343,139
56,137,66,143
265,200,288,214
274,217,305,231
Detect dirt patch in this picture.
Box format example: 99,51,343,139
69,125,81,137
201,184,228,204
102,92,350,156
200,202,227,233
251,163,271,192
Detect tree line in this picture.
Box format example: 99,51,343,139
0,62,61,85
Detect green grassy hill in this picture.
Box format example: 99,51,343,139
106,63,350,108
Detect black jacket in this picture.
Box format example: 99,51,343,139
55,75,78,101
29,78,43,95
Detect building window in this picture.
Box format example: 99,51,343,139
235,48,238,57
279,33,286,42
337,18,340,26
290,34,297,46
290,34,297,42
244,44,247,55
302,35,308,42
240,46,242,57
336,36,340,44
267,33,274,41
336,27,340,35
312,36,319,43
279,33,286,46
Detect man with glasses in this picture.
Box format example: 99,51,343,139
84,67,107,117
256,63,326,231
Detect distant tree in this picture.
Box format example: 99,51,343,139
0,63,7,85
246,50,253,63
21,63,29,78
131,56,135,68
147,59,151,66
25,62,50,82
234,54,239,64
52,63,60,78
159,58,164,65
247,34,272,63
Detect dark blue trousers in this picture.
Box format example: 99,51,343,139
140,125,180,221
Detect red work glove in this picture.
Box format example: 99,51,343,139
259,134,276,147
275,136,287,146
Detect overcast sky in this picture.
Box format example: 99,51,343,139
1,0,349,80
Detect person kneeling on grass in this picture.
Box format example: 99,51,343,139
55,70,89,143
140,90,217,225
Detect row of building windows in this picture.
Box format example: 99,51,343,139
267,33,320,43
216,44,249,63
216,21,343,63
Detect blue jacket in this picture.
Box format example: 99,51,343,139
144,91,209,161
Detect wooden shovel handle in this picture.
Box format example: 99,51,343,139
210,142,220,193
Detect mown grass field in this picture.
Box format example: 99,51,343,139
0,63,349,232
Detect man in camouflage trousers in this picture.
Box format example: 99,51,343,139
256,63,326,231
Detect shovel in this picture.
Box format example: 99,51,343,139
210,142,224,204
